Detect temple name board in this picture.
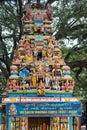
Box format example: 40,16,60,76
6,102,81,117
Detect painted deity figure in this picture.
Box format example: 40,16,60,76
33,48,38,57
21,118,26,130
62,65,71,78
37,80,45,95
46,48,53,62
15,81,20,90
31,73,37,88
53,123,57,130
11,80,18,90
51,78,60,90
48,38,54,48
23,40,30,49
19,39,24,48
44,72,50,87
19,67,30,77
21,80,26,90
62,124,66,130
12,50,21,64
36,61,44,73
25,3,31,20
35,12,43,21
34,12,43,26
24,51,33,63
42,48,46,57
65,80,69,91
47,48,53,57
36,61,44,83
52,63,62,78
10,66,19,80
46,3,53,20
9,104,17,115
69,80,74,91
62,80,66,91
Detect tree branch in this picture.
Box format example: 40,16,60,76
0,26,11,74
0,61,9,79
65,45,87,61
67,60,87,68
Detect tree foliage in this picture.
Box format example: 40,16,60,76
0,0,22,77
0,0,23,93
51,0,87,79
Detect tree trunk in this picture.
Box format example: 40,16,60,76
18,0,23,40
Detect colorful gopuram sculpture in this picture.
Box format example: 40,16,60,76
4,1,81,130
8,2,74,92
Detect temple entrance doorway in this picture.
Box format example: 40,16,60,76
28,117,50,130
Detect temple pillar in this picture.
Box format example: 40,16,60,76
0,112,2,130
70,117,73,130
7,117,12,130
78,117,81,130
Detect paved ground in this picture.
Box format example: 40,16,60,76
81,125,86,130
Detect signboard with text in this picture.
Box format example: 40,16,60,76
2,97,78,103
6,102,81,117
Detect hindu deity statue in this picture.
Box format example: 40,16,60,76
9,65,19,79
12,51,21,64
11,80,18,90
19,65,30,78
33,48,38,58
46,3,53,20
36,61,44,84
53,117,58,130
46,48,53,62
61,80,66,91
62,65,72,79
37,80,45,95
21,80,26,90
23,40,31,49
19,39,24,49
52,79,60,90
61,124,66,130
48,37,54,48
44,72,50,88
68,80,74,91
24,50,33,63
52,63,62,78
21,117,27,130
36,61,44,73
25,3,31,20
9,104,17,115
31,73,37,88
42,48,46,58
33,5,43,26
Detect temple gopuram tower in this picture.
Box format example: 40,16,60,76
1,0,81,130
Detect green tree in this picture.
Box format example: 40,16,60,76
0,0,22,77
0,0,23,93
52,0,87,64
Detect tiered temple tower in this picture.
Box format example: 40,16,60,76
2,1,81,130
